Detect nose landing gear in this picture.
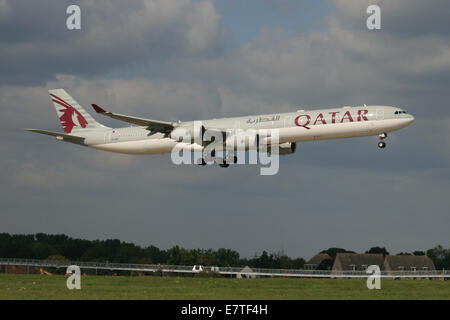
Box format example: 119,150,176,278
378,132,387,149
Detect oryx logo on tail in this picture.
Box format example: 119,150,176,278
50,93,88,133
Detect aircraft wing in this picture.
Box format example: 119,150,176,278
92,104,174,133
26,129,85,145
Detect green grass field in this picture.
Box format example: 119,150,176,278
0,274,448,300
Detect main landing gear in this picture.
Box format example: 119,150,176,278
197,151,238,168
378,132,387,149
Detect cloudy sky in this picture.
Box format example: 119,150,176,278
1,0,449,260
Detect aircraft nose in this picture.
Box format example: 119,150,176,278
408,114,415,124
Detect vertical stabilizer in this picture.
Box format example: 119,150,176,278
48,89,106,133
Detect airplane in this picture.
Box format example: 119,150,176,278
27,89,414,167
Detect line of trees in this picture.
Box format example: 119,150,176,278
426,245,450,270
0,233,448,269
0,233,305,269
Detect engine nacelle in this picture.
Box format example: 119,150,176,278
170,123,205,143
268,142,296,155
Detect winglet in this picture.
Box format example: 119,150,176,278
92,104,106,113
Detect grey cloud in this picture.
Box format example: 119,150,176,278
334,0,450,37
1,0,449,258
0,74,223,133
0,0,222,85
195,0,450,120
2,139,449,257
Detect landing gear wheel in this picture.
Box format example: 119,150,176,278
219,163,230,168
378,132,387,140
378,141,386,149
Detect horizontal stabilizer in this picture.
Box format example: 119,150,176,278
26,129,85,145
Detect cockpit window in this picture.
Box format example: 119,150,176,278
395,110,407,114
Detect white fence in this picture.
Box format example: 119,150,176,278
1,257,449,279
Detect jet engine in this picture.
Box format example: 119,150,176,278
268,142,296,155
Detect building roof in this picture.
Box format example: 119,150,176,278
307,253,332,266
384,255,435,271
333,253,385,271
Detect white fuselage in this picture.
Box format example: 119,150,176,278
87,105,414,155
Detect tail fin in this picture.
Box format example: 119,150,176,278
48,89,107,133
